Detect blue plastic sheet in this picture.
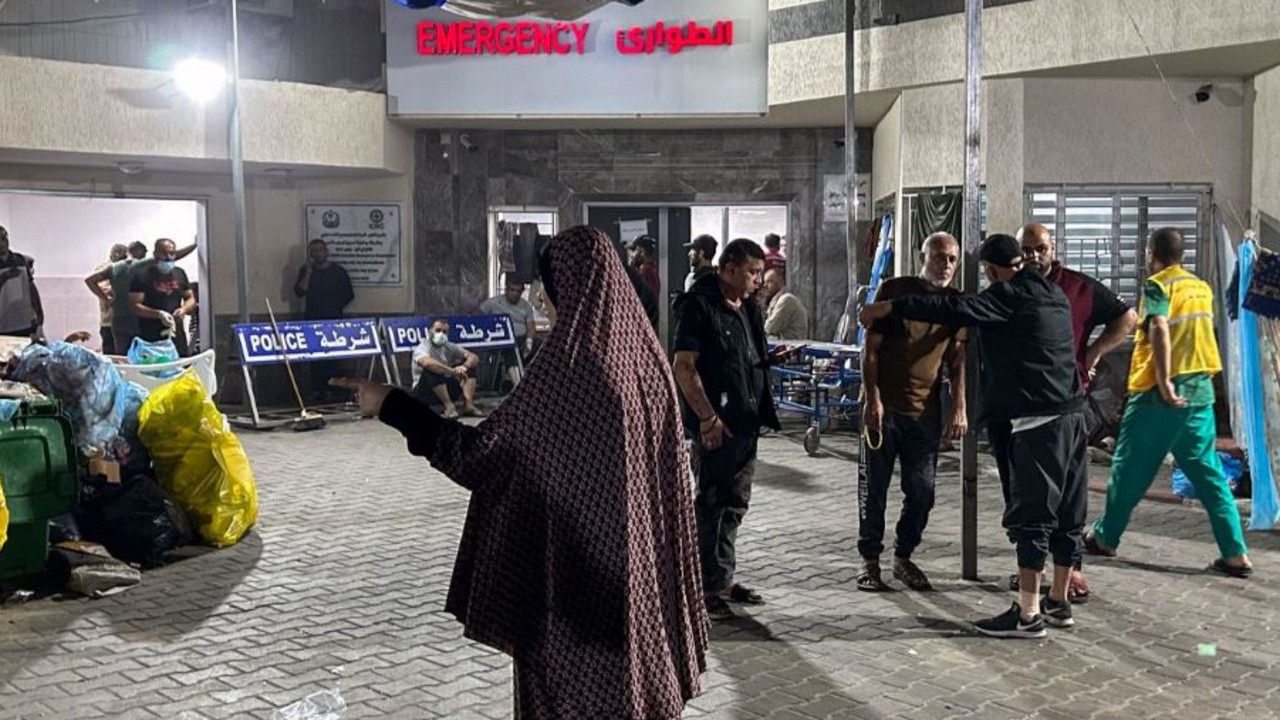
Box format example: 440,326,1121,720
1171,453,1242,500
9,342,148,459
1236,241,1280,530
127,338,181,379
0,400,18,422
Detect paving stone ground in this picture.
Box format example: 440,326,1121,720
3,417,1280,720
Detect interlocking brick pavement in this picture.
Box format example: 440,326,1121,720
3,417,1280,719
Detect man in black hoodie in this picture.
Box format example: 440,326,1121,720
673,238,784,621
860,234,1087,639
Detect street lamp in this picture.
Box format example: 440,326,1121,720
172,58,227,104
172,0,252,328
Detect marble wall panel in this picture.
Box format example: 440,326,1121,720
412,127,858,335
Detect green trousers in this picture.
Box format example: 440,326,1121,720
1092,398,1248,559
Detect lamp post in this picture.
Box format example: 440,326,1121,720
227,0,251,326
172,0,251,326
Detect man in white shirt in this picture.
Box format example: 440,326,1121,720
761,269,810,341
412,318,483,419
479,276,538,388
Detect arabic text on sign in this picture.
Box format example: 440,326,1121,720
616,21,733,55
417,21,590,56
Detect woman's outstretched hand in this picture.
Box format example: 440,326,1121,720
330,378,392,418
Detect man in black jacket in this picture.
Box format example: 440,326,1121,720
860,234,1087,639
672,238,784,621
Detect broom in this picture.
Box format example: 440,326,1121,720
265,299,326,432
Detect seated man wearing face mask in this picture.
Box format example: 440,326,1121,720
412,318,484,419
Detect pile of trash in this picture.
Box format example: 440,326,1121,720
0,340,256,599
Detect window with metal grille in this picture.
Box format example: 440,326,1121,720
1025,187,1209,305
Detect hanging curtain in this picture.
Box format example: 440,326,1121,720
908,192,963,278
911,192,964,247
497,220,517,274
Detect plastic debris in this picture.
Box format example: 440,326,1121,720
1196,643,1218,657
271,689,346,720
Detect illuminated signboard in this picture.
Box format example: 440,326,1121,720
385,0,768,117
414,19,733,56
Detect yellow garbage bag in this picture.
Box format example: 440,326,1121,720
137,371,257,547
0,471,8,555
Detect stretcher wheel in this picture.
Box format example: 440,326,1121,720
803,426,821,455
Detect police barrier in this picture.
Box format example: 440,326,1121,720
231,318,391,428
380,314,520,387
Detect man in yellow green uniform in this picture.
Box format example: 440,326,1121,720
1085,228,1252,578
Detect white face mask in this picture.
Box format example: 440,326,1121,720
430,331,448,346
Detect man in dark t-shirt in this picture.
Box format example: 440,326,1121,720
129,238,194,356
672,238,787,622
857,232,969,593
0,225,43,339
294,239,355,402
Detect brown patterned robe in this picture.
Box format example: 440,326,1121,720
380,226,708,718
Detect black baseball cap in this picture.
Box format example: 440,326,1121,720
628,235,657,253
683,234,717,256
979,234,1024,268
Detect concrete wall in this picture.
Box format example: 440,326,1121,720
872,96,903,204
0,0,384,90
0,158,415,405
1253,66,1280,228
0,56,404,173
770,0,1280,106
412,128,856,341
0,195,201,347
1023,78,1251,239
892,77,1252,241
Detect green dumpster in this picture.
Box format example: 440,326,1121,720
0,400,78,582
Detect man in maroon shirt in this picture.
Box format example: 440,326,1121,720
627,235,662,298
1007,222,1137,601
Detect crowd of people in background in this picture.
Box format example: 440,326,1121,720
330,219,1244,718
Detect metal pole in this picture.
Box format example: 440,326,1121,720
960,0,983,581
229,0,251,325
844,0,858,288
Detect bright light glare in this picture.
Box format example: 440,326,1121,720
173,59,227,103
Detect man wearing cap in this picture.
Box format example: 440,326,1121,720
860,234,1087,638
627,235,661,298
683,234,717,292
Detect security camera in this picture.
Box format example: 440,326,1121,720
459,133,479,152
1193,84,1213,104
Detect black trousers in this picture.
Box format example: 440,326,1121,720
993,413,1089,571
692,434,758,596
100,326,116,356
857,411,941,560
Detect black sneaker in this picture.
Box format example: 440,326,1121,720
706,596,735,621
1040,595,1075,628
973,602,1047,639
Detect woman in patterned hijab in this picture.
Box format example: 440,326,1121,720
334,225,708,718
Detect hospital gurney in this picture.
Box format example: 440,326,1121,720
769,341,862,455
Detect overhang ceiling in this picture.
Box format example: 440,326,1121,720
0,149,395,181
1018,39,1280,81
390,90,898,130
